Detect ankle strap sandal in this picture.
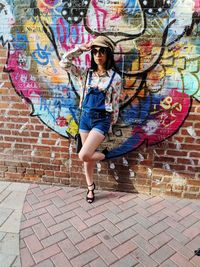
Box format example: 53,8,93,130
86,183,95,204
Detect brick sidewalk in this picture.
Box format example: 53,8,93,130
19,183,200,267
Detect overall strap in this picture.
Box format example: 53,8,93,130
88,69,93,87
105,70,116,91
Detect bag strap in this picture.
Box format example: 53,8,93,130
77,69,90,131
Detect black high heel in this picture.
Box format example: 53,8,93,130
86,183,95,203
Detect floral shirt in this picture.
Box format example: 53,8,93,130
59,47,122,126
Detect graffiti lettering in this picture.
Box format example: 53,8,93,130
160,96,182,117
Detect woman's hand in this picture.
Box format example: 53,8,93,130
79,41,92,52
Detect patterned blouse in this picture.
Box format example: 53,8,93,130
59,47,122,126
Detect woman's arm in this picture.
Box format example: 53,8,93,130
59,43,92,74
111,76,122,126
59,43,92,106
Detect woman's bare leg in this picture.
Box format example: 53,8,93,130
79,130,106,162
80,130,105,198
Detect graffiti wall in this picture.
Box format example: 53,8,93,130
0,0,200,196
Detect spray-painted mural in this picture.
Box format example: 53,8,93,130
0,0,200,159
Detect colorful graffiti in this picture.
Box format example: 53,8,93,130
0,0,200,158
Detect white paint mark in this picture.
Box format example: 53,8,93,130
55,138,61,146
129,169,135,178
4,103,12,118
31,148,37,156
69,142,73,154
154,177,164,184
64,159,70,169
163,163,171,171
122,157,128,166
153,150,159,157
189,158,195,166
97,162,101,172
187,126,197,138
110,163,115,169
68,143,73,168
10,141,16,151
37,132,43,144
19,121,28,133
0,82,5,89
147,168,152,177
114,171,119,181
51,151,55,159
175,140,181,150
172,172,187,186
142,120,159,135
137,153,144,164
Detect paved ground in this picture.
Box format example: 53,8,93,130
0,181,200,267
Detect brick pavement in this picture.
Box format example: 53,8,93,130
19,183,200,267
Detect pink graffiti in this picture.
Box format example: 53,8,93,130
132,89,191,146
6,50,41,98
43,0,60,6
57,18,91,51
89,0,107,31
194,0,200,11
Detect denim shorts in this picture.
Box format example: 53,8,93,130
79,110,111,136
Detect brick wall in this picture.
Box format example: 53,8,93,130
0,0,200,198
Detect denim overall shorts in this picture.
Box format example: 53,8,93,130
79,70,116,136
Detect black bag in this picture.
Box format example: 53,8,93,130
75,133,82,153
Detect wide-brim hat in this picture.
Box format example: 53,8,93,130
91,36,115,52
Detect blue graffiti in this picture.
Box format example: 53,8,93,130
32,44,51,65
13,31,28,50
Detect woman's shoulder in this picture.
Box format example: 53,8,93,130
111,69,122,81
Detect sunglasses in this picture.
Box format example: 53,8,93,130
91,47,107,55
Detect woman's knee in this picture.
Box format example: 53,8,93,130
78,151,92,162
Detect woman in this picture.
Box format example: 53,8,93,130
60,36,122,203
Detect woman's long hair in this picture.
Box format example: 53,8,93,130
90,47,116,71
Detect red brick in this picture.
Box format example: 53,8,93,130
151,245,175,264
132,235,157,255
170,253,195,267
51,252,72,267
20,247,35,267
32,223,50,240
41,231,66,248
33,244,61,264
90,257,107,267
132,248,158,267
20,217,41,230
70,249,98,267
132,223,154,240
168,239,194,260
94,243,117,265
187,179,200,186
112,240,137,258
24,234,43,254
76,235,101,253
183,221,200,239
149,232,172,249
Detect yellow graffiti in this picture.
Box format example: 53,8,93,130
160,96,182,117
66,115,78,137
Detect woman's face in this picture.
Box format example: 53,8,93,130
92,46,108,68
